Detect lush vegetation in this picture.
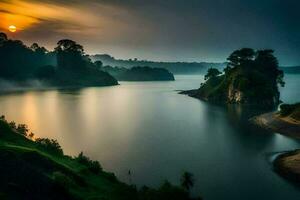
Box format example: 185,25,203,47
0,33,118,87
0,116,201,200
188,48,284,106
91,54,225,74
102,66,175,81
279,103,300,121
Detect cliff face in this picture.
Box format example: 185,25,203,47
227,83,243,103
183,48,284,107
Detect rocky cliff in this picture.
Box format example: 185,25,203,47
181,48,284,107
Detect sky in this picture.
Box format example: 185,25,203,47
0,0,299,65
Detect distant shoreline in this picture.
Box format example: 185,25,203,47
251,112,300,139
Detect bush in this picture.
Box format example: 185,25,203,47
35,138,63,156
16,124,29,136
75,152,102,174
280,104,296,116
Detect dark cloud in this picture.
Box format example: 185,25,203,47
1,0,299,65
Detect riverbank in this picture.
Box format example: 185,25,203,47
251,112,300,138
273,150,300,183
0,116,200,200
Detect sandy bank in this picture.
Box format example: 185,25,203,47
252,112,300,138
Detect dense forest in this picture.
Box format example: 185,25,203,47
0,33,118,87
91,54,225,74
183,48,285,107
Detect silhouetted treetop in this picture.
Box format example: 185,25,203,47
0,32,8,43
204,68,221,80
55,39,84,54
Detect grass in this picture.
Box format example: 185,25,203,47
0,118,137,200
0,117,200,200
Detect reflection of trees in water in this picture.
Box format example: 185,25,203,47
212,103,278,151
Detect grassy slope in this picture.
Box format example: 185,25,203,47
0,119,200,200
0,119,136,200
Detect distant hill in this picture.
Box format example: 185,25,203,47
280,66,300,74
91,54,225,74
102,66,175,81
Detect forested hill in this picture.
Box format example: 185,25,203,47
91,54,225,74
0,33,118,88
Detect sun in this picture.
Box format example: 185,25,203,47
8,25,17,32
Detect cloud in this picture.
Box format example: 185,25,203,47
0,0,299,64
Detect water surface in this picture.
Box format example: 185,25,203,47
0,74,300,200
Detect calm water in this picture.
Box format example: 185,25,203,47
0,74,300,200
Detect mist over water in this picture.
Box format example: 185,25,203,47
0,74,300,200
0,79,51,92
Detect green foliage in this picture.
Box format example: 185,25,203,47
279,103,300,120
35,138,63,156
0,33,118,87
0,33,55,80
138,179,200,200
204,68,221,80
180,172,195,192
52,171,73,190
34,65,56,80
75,152,102,174
55,39,86,71
198,48,284,106
16,124,29,136
0,116,202,200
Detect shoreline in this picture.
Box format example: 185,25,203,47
251,112,300,139
273,149,300,184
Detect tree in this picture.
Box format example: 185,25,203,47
35,138,63,156
55,39,86,70
204,68,221,80
31,43,48,55
180,171,194,192
255,49,285,87
0,32,8,44
227,48,255,68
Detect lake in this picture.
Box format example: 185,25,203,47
0,74,300,200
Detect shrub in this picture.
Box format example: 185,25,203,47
16,124,29,136
35,138,63,156
280,104,296,116
75,152,102,174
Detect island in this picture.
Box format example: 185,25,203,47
181,48,285,107
0,116,201,200
0,33,118,89
101,65,175,81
